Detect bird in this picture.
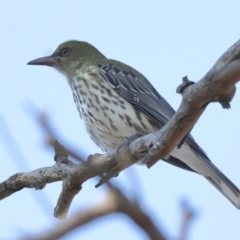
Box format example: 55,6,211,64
27,40,240,209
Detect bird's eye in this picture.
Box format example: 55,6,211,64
60,48,70,56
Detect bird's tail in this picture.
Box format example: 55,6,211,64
171,143,240,209
203,160,240,209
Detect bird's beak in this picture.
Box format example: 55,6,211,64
27,56,55,67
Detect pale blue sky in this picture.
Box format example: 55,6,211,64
1,1,240,239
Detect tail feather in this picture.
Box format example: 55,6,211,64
204,161,240,209
170,143,240,209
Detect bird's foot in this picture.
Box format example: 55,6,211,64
96,134,143,187
95,165,120,188
117,133,143,153
96,134,143,188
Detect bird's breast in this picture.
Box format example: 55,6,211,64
71,72,158,152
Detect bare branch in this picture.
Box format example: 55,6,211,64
25,186,166,240
0,114,53,216
211,39,240,72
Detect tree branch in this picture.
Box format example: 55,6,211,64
25,186,166,240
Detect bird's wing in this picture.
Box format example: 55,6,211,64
94,59,240,209
95,59,209,164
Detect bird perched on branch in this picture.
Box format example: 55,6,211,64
28,40,240,209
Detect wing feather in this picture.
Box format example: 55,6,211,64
97,60,209,165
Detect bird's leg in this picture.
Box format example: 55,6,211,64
115,134,143,175
95,134,144,188
95,164,121,188
117,133,144,153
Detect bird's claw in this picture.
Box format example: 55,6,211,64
95,135,143,188
95,165,120,188
117,133,143,153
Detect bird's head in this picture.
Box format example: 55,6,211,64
27,40,105,79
